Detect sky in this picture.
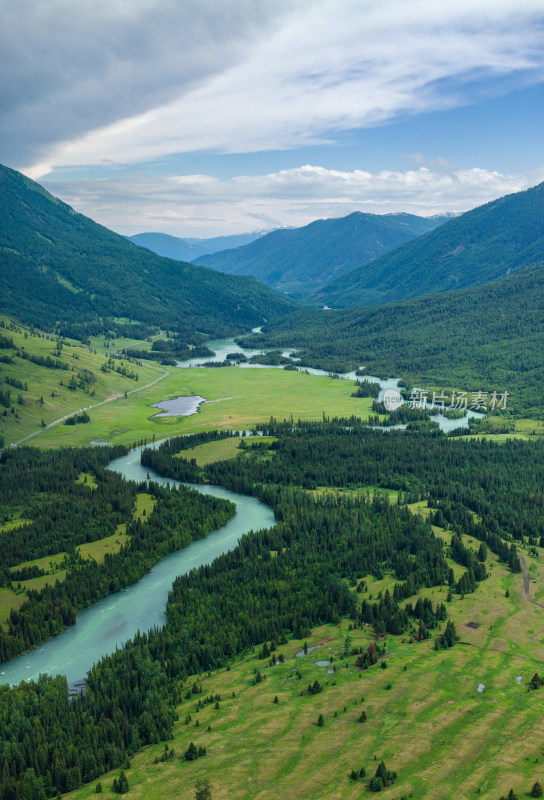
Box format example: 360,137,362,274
2,0,544,238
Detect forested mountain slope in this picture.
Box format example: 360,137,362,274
128,231,264,262
248,261,544,415
0,165,293,338
194,211,446,298
315,181,544,307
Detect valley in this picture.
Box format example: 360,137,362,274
2,165,544,800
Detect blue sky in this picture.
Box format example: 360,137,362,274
2,0,544,237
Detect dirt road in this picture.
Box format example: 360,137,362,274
520,557,544,610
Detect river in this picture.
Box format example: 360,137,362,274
0,443,275,687
176,336,480,432
0,336,476,685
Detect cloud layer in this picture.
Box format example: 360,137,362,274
43,164,544,237
4,0,544,176
0,0,289,167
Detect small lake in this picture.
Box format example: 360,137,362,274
150,395,206,417
0,443,276,687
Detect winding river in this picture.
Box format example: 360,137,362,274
176,336,480,432
0,443,275,687
0,335,478,686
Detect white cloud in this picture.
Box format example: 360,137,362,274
43,163,544,238
0,0,293,168
25,0,544,175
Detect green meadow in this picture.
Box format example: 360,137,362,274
32,366,373,448
65,508,544,800
0,317,162,447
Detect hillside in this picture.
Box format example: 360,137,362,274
314,181,544,307
0,164,293,339
127,231,265,262
247,261,544,415
194,212,445,298
0,315,169,448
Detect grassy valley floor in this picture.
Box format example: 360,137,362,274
29,367,374,449
64,567,544,800
63,438,544,800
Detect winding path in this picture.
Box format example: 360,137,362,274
11,364,170,448
520,557,544,609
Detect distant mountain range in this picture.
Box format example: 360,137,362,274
0,164,293,339
127,231,267,262
314,181,544,307
191,212,448,298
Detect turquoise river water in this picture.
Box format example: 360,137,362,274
0,443,275,686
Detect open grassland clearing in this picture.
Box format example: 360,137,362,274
72,492,156,563
76,472,98,489
0,317,162,446
0,515,32,534
0,491,157,624
459,417,544,442
0,589,27,628
312,485,401,504
66,517,544,800
175,436,278,466
33,367,373,449
87,329,167,357
76,527,129,564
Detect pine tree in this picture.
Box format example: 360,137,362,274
317,713,324,727
185,742,198,761
532,782,543,798
195,778,212,800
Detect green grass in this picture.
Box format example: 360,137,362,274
76,472,98,489
10,552,67,574
313,485,400,504
77,528,129,564
459,418,544,443
0,316,163,447
31,367,374,449
133,492,156,521
0,588,26,628
77,493,155,562
19,571,68,592
0,517,32,533
177,436,277,466
8,552,69,596
64,519,544,800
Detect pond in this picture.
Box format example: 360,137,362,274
150,395,206,417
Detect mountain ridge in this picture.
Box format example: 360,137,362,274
127,230,268,262
193,211,447,298
0,164,294,339
314,181,544,307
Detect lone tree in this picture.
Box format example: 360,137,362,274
317,713,324,727
195,777,212,800
532,782,543,798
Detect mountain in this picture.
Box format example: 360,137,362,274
248,260,544,414
193,212,446,298
0,165,294,339
314,181,544,307
127,231,266,262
